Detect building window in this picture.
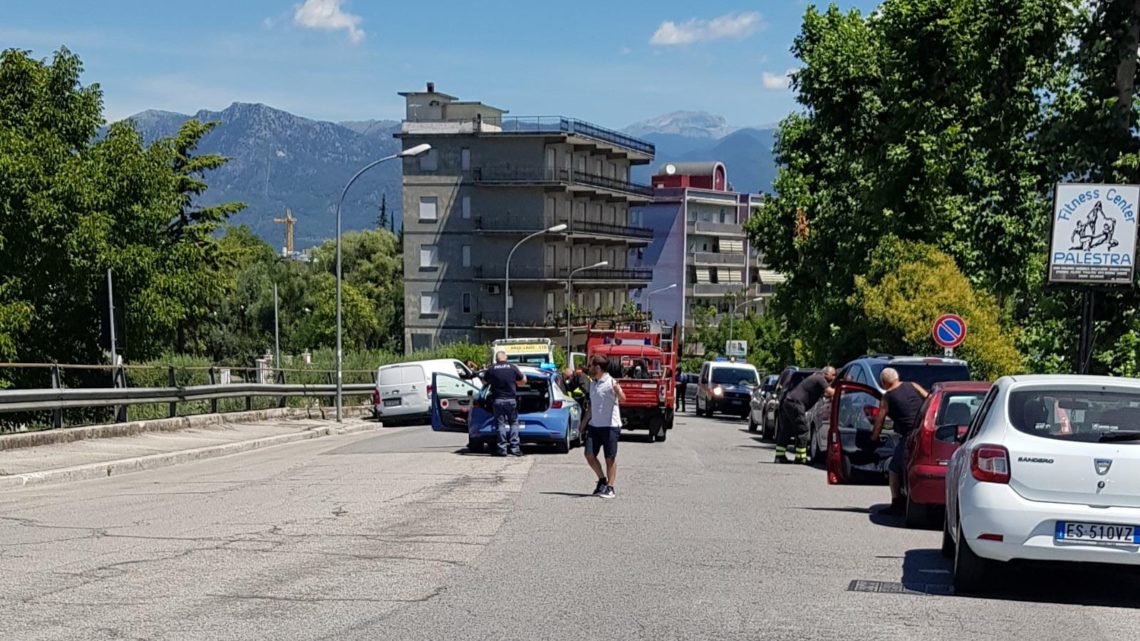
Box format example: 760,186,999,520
420,292,439,315
462,245,471,267
419,244,438,269
419,196,438,221
462,292,472,313
419,149,438,172
461,196,471,219
461,148,470,171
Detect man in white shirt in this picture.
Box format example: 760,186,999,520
581,355,626,498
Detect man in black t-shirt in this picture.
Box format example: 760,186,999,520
777,366,837,464
870,367,929,515
480,351,527,457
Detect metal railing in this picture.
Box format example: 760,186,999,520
498,116,655,156
473,166,654,198
475,311,650,330
474,215,655,240
690,251,747,265
0,362,377,431
692,221,747,236
473,266,653,281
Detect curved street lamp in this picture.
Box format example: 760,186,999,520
728,296,766,342
565,260,609,353
504,223,567,338
334,143,432,422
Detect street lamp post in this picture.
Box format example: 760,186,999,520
504,224,567,339
565,260,609,354
728,297,766,341
646,283,677,320
334,143,432,422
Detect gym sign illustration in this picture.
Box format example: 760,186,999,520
1049,184,1140,286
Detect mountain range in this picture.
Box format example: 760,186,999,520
118,106,775,250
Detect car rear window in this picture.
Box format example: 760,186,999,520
870,363,970,391
1008,389,1140,443
934,392,987,442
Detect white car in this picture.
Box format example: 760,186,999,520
944,374,1140,593
374,359,481,423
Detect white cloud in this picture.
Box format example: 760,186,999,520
293,0,364,44
761,68,796,91
650,12,763,46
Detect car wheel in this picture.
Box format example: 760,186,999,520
696,397,705,418
467,440,485,454
651,416,668,442
556,422,571,454
953,514,994,594
905,495,928,529
748,415,758,432
941,515,956,559
762,415,774,441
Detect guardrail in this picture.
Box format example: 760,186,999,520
0,363,379,431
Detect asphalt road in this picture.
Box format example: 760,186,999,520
2,413,1139,641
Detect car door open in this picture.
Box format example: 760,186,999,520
827,381,883,485
430,372,479,432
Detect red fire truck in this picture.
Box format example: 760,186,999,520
581,321,678,442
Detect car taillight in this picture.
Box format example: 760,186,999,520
919,427,933,458
551,400,564,409
426,384,433,398
658,386,666,402
971,445,1010,483
372,389,380,405
440,399,450,409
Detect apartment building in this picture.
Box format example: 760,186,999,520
633,162,784,338
396,83,656,352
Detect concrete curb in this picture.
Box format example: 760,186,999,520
0,421,380,490
0,405,373,451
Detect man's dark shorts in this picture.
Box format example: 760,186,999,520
585,425,620,460
888,435,908,475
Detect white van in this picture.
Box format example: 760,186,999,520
373,359,480,423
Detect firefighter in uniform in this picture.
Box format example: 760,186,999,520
776,366,837,464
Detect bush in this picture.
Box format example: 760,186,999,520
852,238,1023,381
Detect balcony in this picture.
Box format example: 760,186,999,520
472,266,652,283
497,116,655,157
472,216,654,243
474,310,651,330
690,221,747,237
474,166,654,200
689,283,749,297
689,251,746,266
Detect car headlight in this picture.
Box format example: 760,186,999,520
713,386,723,397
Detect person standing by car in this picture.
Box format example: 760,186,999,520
676,371,687,412
563,366,590,410
777,366,836,464
481,351,527,457
869,367,929,514
581,354,626,498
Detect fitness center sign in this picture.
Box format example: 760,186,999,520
1049,184,1140,285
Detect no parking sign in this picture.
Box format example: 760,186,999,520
932,314,966,355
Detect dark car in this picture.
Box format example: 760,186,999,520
749,374,779,433
818,355,971,483
765,367,818,441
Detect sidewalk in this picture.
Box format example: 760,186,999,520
0,413,380,489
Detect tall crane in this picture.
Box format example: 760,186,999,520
273,209,297,256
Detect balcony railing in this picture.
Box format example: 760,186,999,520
473,266,652,281
472,216,654,240
497,116,655,156
689,251,746,265
690,283,749,296
556,267,652,281
691,221,747,237
473,166,654,198
475,310,651,330
572,219,655,240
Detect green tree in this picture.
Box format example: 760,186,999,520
853,239,1023,380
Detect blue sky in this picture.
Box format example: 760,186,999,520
3,0,880,128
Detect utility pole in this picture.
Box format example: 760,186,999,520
106,269,118,371
273,282,281,371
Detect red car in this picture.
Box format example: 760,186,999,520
903,381,992,528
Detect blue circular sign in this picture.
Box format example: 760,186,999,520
932,314,966,349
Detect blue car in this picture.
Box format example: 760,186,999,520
430,366,583,454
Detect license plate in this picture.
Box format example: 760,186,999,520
383,398,401,407
1055,521,1140,546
